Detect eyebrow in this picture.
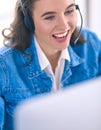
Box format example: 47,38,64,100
41,3,75,17
41,12,56,17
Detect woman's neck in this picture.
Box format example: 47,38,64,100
46,51,61,73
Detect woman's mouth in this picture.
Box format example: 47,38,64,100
52,31,69,43
53,31,68,38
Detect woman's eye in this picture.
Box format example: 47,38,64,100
65,9,74,14
44,16,55,20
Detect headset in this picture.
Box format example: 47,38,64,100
74,4,83,45
21,0,35,32
20,0,83,45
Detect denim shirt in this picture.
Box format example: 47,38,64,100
0,28,101,130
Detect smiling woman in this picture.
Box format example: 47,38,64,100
0,0,101,130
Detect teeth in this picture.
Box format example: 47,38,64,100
54,32,67,38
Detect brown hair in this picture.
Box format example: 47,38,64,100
2,0,85,52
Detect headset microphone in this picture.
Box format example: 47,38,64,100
73,4,83,45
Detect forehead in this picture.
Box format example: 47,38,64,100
33,0,74,11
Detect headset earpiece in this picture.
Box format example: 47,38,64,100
23,11,35,33
21,0,35,33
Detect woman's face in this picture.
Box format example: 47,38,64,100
32,0,78,55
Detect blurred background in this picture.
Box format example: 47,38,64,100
0,0,101,47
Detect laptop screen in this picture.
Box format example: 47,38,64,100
14,77,101,130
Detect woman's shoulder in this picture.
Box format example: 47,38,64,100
0,45,23,70
79,27,101,52
73,27,101,57
0,45,17,60
81,27,101,42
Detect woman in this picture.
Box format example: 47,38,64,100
0,0,101,129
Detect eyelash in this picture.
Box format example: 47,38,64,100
65,9,74,15
44,16,55,20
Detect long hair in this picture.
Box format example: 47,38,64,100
2,0,33,51
2,0,85,52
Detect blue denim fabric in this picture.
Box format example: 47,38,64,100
0,28,101,130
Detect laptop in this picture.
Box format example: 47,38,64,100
14,77,101,130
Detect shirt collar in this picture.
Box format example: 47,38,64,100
60,48,70,62
34,36,70,70
68,45,84,66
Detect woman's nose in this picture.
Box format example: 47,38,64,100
57,16,69,30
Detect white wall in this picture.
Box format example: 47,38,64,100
76,0,101,38
88,0,101,38
75,0,88,27
0,0,16,47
